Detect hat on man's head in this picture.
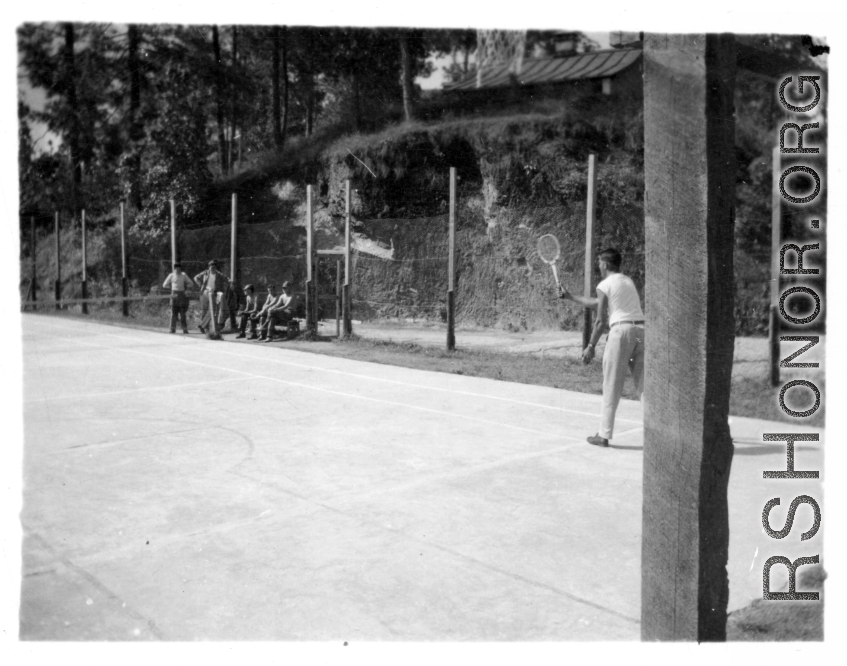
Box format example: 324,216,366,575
267,284,276,289
208,260,218,267
173,262,182,268
243,284,254,292
281,281,291,289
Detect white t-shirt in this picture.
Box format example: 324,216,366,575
596,272,644,326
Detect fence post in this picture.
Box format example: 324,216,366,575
231,193,238,286
769,146,781,386
336,259,342,337
170,199,177,265
121,203,129,317
447,167,457,351
343,179,353,336
583,154,597,349
305,185,314,333
31,216,37,307
54,211,61,309
81,209,88,314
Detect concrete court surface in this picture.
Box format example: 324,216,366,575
18,313,823,641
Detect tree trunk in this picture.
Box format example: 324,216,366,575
229,25,238,170
212,25,228,175
63,23,81,217
305,78,315,137
352,70,361,132
399,31,415,121
127,24,143,209
272,26,282,148
281,25,289,148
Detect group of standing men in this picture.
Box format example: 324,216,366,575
162,260,298,342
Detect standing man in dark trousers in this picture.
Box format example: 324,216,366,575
162,262,196,334
558,248,645,447
194,260,229,334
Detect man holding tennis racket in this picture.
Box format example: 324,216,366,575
558,248,644,448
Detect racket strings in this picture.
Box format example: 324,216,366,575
537,234,561,264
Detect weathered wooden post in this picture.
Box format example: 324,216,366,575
30,216,37,308
343,179,353,336
641,33,737,641
336,259,342,337
120,203,129,317
769,146,781,386
231,193,238,286
305,185,315,334
447,167,457,351
170,199,177,266
583,154,597,349
54,212,61,309
81,209,88,314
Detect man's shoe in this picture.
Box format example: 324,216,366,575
182,330,189,334
587,434,609,448
169,330,175,334
261,337,274,343
198,326,206,334
249,334,259,340
236,333,246,339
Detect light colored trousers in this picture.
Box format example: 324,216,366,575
600,322,645,439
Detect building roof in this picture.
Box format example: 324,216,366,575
444,47,642,92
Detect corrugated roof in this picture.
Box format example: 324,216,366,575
444,47,642,91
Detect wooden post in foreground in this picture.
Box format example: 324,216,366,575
81,209,88,314
121,203,129,316
30,216,37,307
305,185,315,334
641,33,736,641
583,154,597,348
342,179,353,336
54,212,61,309
447,167,457,351
769,146,781,386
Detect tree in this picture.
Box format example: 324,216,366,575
272,26,289,150
19,22,124,219
129,57,213,238
212,26,228,175
399,30,415,121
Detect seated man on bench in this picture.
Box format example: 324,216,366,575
236,284,260,339
251,284,278,341
259,281,299,342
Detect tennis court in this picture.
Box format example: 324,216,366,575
19,314,823,640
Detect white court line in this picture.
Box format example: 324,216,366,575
58,333,586,441
86,326,643,425
23,376,251,404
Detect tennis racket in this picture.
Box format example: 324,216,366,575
537,234,561,289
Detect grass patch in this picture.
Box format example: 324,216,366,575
731,375,825,427
285,334,637,398
726,564,825,641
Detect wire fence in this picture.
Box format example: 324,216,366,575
20,161,782,337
